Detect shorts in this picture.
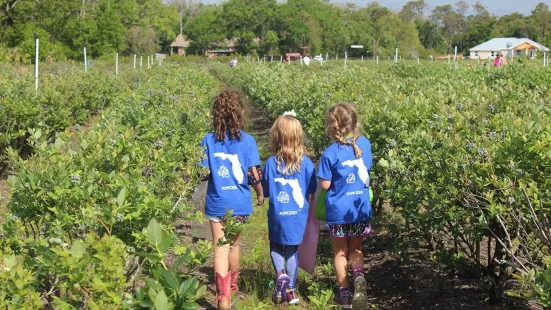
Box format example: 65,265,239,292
207,214,250,224
327,222,372,238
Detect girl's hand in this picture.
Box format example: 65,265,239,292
257,194,265,206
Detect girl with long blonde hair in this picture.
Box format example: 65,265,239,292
318,103,373,308
262,112,317,305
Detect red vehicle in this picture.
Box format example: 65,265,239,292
285,47,310,62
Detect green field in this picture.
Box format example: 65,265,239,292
0,59,550,309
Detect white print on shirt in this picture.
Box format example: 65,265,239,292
218,165,230,178
346,190,365,196
279,210,298,216
214,152,244,184
274,178,305,208
221,186,238,190
341,158,370,186
346,173,356,184
277,191,290,204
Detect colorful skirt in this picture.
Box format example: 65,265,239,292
327,222,372,238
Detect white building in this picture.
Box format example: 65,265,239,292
469,38,549,60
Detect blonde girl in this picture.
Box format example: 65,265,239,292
200,89,263,309
262,112,317,305
317,103,372,308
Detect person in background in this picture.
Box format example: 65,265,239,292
318,103,373,309
230,56,238,68
493,52,507,67
200,89,263,309
303,55,311,66
262,111,317,305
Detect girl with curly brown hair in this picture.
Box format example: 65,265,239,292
199,89,263,309
318,103,373,309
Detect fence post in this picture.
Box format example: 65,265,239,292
34,36,39,92
376,56,379,64
84,46,88,73
344,52,347,67
395,48,398,62
115,53,119,76
133,54,136,69
326,53,328,62
361,55,363,62
454,46,458,69
140,56,143,68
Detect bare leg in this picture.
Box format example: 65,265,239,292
348,237,364,270
228,232,242,272
331,236,349,287
211,220,229,277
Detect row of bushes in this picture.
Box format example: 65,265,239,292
1,65,216,308
214,60,551,307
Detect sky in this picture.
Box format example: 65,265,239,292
349,0,540,16
202,0,541,16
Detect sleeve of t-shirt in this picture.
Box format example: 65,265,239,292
364,139,373,170
317,152,333,181
200,136,208,168
262,162,270,198
307,162,317,195
247,137,261,168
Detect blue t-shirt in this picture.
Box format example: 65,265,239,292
262,156,317,245
317,136,373,225
200,130,260,216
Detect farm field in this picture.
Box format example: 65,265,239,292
1,59,550,309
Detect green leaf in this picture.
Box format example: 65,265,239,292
181,302,199,309
158,231,172,254
153,289,170,310
161,269,180,291
117,187,127,207
146,218,163,247
179,277,197,296
70,240,86,259
378,158,389,168
135,252,162,262
170,251,191,271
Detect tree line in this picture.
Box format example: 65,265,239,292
0,0,550,62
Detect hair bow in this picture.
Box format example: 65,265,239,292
283,110,297,118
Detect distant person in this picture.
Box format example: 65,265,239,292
303,55,311,66
230,56,238,68
262,112,317,305
493,52,506,67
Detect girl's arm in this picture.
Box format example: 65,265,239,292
250,166,264,206
318,179,331,190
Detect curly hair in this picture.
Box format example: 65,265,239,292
212,89,244,141
326,103,363,158
269,115,305,175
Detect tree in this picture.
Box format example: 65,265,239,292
531,3,551,47
184,6,224,55
399,0,428,23
431,4,461,53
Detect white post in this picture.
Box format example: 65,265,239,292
35,37,39,92
133,54,136,69
448,54,451,64
336,54,338,60
300,55,303,65
271,55,273,62
544,52,547,67
395,48,398,62
84,46,88,73
140,56,143,68
454,46,458,69
147,56,150,69
417,57,420,64
115,53,119,76
257,56,260,63
344,52,347,67
361,55,363,62
326,53,328,61
431,55,433,61
376,56,379,64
